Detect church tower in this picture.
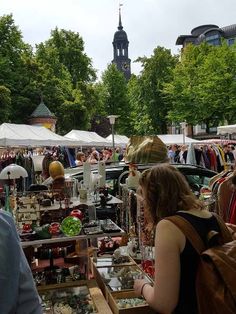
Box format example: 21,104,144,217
112,6,131,80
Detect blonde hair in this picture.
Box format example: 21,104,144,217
139,163,204,224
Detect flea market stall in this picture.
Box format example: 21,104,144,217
0,138,155,314
65,130,112,147
0,123,83,190
0,123,80,147
157,134,201,145
217,124,236,139
105,135,129,148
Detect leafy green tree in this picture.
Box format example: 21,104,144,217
134,47,178,134
0,85,11,123
196,42,236,126
127,75,153,135
101,64,131,136
0,14,34,123
38,28,96,87
35,28,98,132
89,82,112,137
165,42,236,130
57,84,103,134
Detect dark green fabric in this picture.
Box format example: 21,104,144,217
125,136,168,164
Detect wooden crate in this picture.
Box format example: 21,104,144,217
92,263,153,300
92,264,110,300
38,279,112,314
91,255,136,268
90,256,136,282
108,290,155,314
88,280,113,314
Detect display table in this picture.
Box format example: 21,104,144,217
39,279,113,314
91,256,155,314
39,195,123,212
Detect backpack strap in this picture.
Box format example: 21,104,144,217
165,215,206,254
212,213,233,243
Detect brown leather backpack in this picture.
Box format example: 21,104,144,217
166,214,236,314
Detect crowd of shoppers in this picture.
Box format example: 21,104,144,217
75,147,125,165
168,143,236,170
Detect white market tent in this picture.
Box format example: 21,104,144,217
217,124,236,136
157,134,201,145
65,130,111,147
200,138,236,144
106,134,129,147
0,123,80,147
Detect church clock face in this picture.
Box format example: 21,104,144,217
121,62,130,71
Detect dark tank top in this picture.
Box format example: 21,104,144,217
174,212,220,314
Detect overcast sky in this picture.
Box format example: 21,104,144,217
1,0,236,78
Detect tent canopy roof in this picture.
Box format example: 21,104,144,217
217,124,236,135
65,130,111,147
157,134,200,145
0,123,79,147
106,134,129,147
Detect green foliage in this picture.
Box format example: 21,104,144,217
101,64,131,135
39,28,96,87
0,15,98,130
165,42,236,128
0,14,34,122
0,85,11,123
2,13,236,139
130,47,178,134
34,28,98,132
127,75,154,135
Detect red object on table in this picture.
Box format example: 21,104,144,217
70,209,83,220
141,260,155,278
22,223,32,233
49,222,60,236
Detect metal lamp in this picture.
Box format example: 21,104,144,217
0,164,28,193
180,122,187,145
0,164,28,180
107,115,119,161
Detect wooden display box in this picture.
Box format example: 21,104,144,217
92,263,153,301
92,255,136,268
91,256,137,300
108,291,155,314
39,279,112,314
92,263,110,300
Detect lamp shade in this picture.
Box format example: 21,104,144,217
0,164,28,180
107,115,119,125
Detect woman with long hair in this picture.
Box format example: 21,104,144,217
134,163,220,314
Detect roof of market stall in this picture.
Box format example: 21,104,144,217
217,124,236,135
157,134,201,145
106,134,129,147
64,130,111,147
0,123,80,147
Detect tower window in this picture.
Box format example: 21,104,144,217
117,48,119,56
228,38,235,46
123,48,125,56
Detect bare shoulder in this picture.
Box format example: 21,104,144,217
156,218,184,233
156,219,186,252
